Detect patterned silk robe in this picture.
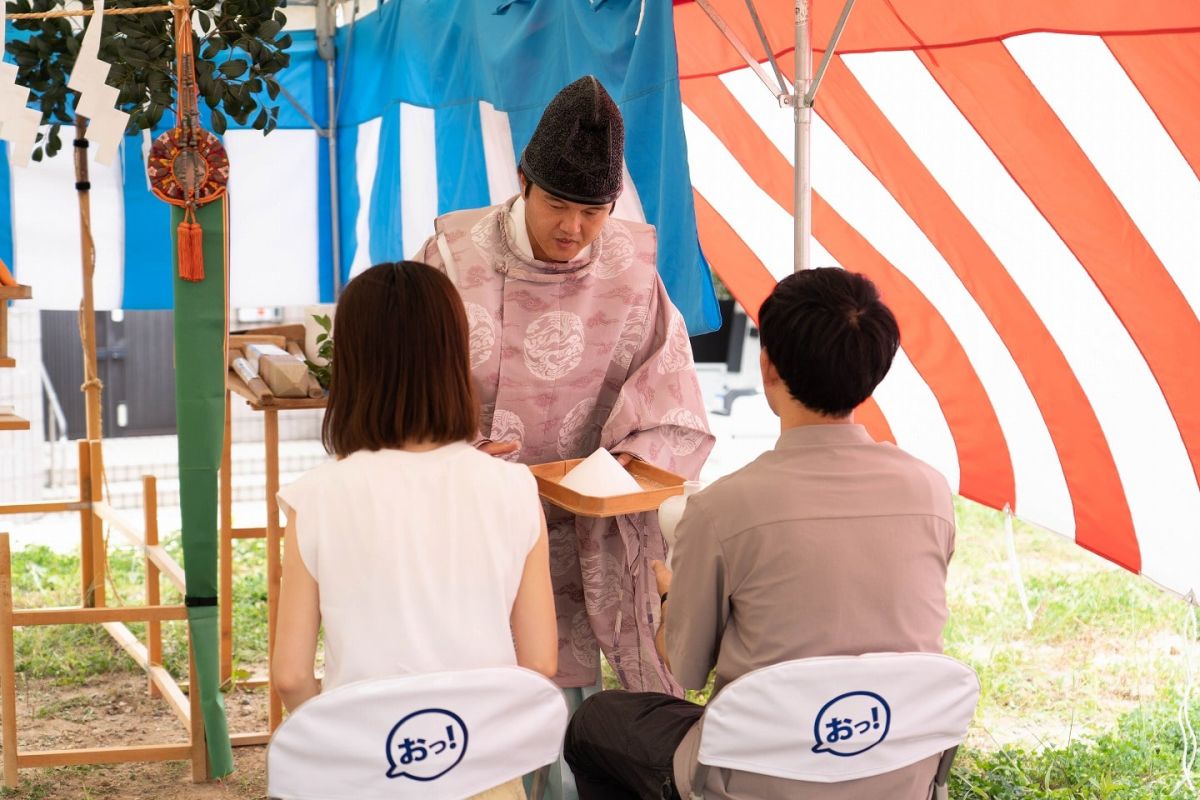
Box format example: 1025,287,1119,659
418,198,714,693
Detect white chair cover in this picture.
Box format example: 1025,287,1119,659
696,653,979,785
267,666,568,800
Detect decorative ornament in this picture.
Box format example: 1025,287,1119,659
147,6,228,282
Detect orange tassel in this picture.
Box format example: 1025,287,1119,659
178,220,205,282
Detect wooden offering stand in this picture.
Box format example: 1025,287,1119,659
529,459,687,517
222,324,325,735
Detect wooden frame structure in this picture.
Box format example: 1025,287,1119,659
0,441,207,787
0,284,33,431
220,372,325,735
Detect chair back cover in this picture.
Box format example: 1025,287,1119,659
267,667,568,799
697,653,979,784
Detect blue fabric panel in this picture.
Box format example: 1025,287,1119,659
119,134,174,309
434,103,490,215
368,104,404,264
334,121,361,288
331,0,718,332
0,143,12,272
622,81,720,333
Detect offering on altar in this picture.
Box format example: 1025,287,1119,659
529,452,687,518
559,448,642,496
227,324,326,407
246,343,309,398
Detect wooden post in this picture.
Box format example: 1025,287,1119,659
0,296,8,363
265,408,282,730
219,392,233,684
75,117,103,442
89,441,106,608
78,440,96,607
144,476,161,699
0,534,20,789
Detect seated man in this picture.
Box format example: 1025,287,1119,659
563,268,956,799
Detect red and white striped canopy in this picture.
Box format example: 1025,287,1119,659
674,1,1200,598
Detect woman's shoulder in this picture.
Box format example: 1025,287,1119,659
279,457,342,500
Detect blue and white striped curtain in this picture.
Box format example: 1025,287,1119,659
3,0,720,333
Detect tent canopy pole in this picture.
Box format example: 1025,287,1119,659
316,0,342,298
693,0,858,274
805,0,857,107
794,0,810,273
695,0,790,100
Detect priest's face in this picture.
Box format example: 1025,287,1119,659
521,179,612,262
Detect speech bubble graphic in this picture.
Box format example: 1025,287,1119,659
385,708,469,781
811,691,891,757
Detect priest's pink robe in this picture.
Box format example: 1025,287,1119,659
418,198,714,692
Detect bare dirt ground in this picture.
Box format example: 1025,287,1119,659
1,673,269,799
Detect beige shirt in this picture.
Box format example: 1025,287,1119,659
667,424,955,800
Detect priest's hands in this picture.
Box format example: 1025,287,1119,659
651,560,672,599
477,440,520,458
652,559,674,670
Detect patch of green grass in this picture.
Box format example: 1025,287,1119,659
945,498,1192,752
951,696,1200,799
11,535,270,683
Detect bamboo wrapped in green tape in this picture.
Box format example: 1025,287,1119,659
171,198,234,778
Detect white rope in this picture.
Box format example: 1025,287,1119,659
1003,505,1034,630
635,0,645,35
1179,595,1198,794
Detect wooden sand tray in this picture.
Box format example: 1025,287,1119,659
530,459,687,517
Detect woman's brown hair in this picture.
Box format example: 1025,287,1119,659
321,261,478,456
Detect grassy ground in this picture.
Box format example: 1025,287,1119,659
3,500,1199,798
11,537,268,687
944,501,1198,798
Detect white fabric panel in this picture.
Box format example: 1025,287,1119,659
267,667,568,800
613,160,646,223
873,347,961,493
698,653,978,783
844,50,1200,596
479,101,520,204
723,67,1073,534
226,129,320,308
140,130,154,191
399,103,437,256
10,149,123,309
349,116,381,279
682,106,796,279
1006,34,1200,322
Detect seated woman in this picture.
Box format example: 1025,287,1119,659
272,261,557,799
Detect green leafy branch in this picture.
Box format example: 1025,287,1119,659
304,313,333,391
4,0,292,161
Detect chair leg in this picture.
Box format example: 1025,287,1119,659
933,745,959,800
529,764,551,800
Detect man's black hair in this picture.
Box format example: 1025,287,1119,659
758,267,899,417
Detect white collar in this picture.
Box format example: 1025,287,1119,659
507,195,592,263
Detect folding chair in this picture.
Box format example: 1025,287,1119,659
267,666,569,800
688,653,980,799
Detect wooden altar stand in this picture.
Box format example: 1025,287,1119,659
220,325,325,736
